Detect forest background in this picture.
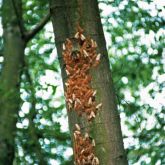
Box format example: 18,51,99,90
0,0,164,165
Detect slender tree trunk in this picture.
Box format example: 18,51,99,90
0,1,50,164
0,0,25,164
49,0,128,164
25,68,48,165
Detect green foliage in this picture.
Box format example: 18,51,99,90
15,29,72,165
13,1,72,164
0,0,164,164
99,0,165,164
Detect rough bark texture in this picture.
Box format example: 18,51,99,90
0,0,24,164
49,0,128,164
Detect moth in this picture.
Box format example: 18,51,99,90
70,38,81,60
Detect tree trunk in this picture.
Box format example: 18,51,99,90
0,1,50,164
0,0,25,164
49,0,128,164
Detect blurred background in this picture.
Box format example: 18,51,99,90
0,0,164,164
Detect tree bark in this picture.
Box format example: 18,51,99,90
0,1,49,164
49,0,128,164
0,1,50,164
0,0,25,164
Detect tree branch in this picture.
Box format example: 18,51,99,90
25,13,50,43
11,0,25,38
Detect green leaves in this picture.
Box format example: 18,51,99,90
100,0,164,164
0,0,163,164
